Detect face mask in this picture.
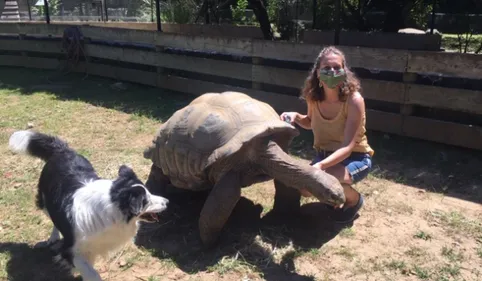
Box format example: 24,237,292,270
318,68,346,89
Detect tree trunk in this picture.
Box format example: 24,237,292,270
247,0,274,40
216,0,274,40
382,7,405,32
381,0,417,32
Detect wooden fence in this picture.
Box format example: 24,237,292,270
0,21,442,51
0,23,481,150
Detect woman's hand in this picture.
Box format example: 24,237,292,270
279,102,313,130
312,161,325,170
280,112,298,125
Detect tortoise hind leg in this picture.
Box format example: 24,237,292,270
198,171,241,248
145,164,171,197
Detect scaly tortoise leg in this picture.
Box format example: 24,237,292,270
270,136,302,215
272,179,301,214
198,171,241,248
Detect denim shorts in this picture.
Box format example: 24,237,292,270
310,150,372,184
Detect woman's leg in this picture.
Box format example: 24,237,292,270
323,164,360,208
300,164,359,207
302,153,372,222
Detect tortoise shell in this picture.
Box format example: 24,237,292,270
143,91,299,189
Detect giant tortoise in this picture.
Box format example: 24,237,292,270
143,91,345,247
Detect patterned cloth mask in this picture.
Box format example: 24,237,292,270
318,68,346,89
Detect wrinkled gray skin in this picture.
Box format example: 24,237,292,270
143,91,346,248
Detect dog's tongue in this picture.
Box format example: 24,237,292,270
150,213,159,222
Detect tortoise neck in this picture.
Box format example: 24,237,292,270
256,140,345,206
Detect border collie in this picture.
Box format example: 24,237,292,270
8,130,169,281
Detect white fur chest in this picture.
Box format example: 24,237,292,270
70,180,140,262
75,220,139,263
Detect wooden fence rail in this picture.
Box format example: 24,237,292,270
0,23,481,150
0,21,442,50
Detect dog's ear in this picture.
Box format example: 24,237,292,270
112,184,148,220
118,165,137,179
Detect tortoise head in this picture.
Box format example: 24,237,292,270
143,144,155,160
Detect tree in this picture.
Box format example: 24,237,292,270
216,0,274,39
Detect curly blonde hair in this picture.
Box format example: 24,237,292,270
300,46,361,103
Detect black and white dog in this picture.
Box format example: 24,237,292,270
8,130,169,281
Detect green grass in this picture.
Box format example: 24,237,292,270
413,265,430,279
339,227,355,238
386,259,407,271
335,247,356,260
441,246,464,263
0,67,194,280
405,246,428,258
425,210,482,238
1,66,482,281
414,230,433,241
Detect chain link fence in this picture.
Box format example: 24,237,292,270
0,0,157,22
0,0,481,53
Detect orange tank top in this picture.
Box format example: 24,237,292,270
310,99,374,156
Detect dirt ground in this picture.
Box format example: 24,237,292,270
0,67,481,281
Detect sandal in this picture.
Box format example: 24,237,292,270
328,194,365,224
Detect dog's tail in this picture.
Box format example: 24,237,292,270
9,130,71,162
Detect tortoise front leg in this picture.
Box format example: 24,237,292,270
145,164,171,197
272,179,301,214
198,171,241,248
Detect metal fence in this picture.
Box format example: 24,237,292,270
0,0,159,23
1,1,480,32
0,0,481,53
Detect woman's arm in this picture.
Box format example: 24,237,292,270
294,101,313,130
316,93,365,170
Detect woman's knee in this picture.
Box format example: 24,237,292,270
345,156,372,184
324,164,352,184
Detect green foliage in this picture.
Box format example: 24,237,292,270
316,0,336,29
31,0,61,16
266,0,281,23
160,0,198,24
47,0,60,15
230,0,249,24
406,1,433,30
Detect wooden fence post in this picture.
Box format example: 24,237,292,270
103,0,108,22
44,0,50,24
401,72,417,136
156,0,162,32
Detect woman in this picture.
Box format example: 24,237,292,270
280,46,374,224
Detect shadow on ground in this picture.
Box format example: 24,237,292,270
134,191,348,280
0,242,81,281
1,66,481,204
